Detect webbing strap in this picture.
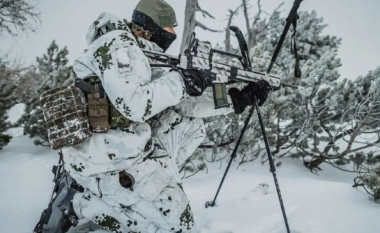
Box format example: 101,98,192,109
291,13,302,78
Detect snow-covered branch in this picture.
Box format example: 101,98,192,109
241,0,284,48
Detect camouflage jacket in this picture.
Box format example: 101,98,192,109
65,11,233,187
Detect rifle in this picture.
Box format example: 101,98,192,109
143,28,297,109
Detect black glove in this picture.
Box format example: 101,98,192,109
228,80,272,114
174,68,213,97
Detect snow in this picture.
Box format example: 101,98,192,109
1,102,380,232
185,162,379,233
1,129,380,233
7,103,26,125
2,106,380,233
0,131,55,233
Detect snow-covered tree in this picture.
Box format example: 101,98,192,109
206,10,343,165
20,40,73,146
285,66,380,172
0,0,40,36
0,58,19,150
354,166,380,203
240,0,284,49
179,2,380,178
193,2,286,166
0,112,11,150
0,80,16,150
251,11,343,170
16,66,42,104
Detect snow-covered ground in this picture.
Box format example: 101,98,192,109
1,105,380,233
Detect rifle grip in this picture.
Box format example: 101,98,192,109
212,83,229,109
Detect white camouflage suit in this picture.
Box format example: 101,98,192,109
63,12,233,233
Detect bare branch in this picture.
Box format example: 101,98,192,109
195,21,222,32
244,0,284,48
181,0,220,53
241,0,251,35
199,138,235,149
323,124,358,155
260,2,285,32
225,7,241,53
196,2,215,19
251,0,262,27
273,2,285,15
0,0,41,37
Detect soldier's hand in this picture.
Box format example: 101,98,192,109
172,68,213,97
243,80,272,106
228,81,272,114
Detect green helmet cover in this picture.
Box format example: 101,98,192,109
134,0,178,28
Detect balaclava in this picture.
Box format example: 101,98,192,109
132,0,178,52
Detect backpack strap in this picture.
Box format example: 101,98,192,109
74,78,105,96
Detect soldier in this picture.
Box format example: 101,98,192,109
40,0,271,232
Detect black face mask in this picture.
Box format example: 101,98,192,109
132,10,177,52
150,26,177,52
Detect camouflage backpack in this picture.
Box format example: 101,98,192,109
40,85,92,150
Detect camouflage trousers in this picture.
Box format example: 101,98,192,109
66,110,206,233
72,182,196,233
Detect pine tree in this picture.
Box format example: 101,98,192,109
0,112,12,150
354,166,380,203
181,7,379,176
21,40,73,146
17,66,42,104
0,81,16,150
0,59,19,150
240,11,344,168
198,10,344,167
0,0,40,37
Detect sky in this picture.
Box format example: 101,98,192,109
1,0,380,80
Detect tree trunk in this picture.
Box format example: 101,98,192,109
180,0,198,53
225,10,236,54
304,157,324,173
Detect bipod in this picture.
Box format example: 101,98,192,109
205,101,291,233
253,96,290,233
205,100,291,233
205,1,304,232
205,105,255,209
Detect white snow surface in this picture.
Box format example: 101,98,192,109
1,108,380,233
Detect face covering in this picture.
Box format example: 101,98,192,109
150,26,177,52
132,10,177,52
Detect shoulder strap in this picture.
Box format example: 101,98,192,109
74,78,105,96
291,13,302,78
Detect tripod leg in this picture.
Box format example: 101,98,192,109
254,97,291,233
206,106,255,208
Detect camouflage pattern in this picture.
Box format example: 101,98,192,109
127,22,152,41
64,12,234,233
108,103,132,131
86,76,132,131
134,0,178,28
40,86,92,150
